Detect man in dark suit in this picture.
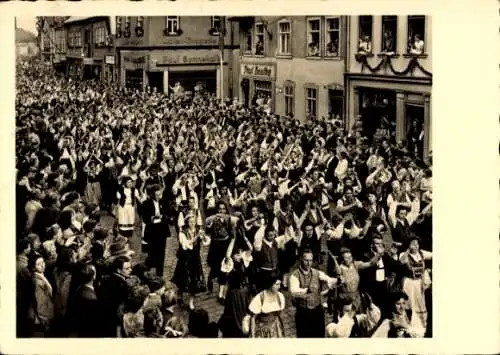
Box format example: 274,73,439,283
96,256,132,337
68,264,100,337
359,234,402,319
141,184,169,277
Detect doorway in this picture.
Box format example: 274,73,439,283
405,104,425,158
147,71,164,94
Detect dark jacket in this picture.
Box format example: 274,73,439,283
97,272,130,337
70,284,100,337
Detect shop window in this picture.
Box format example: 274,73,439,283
278,21,291,56
284,82,295,116
254,80,272,108
407,16,426,55
254,23,265,55
306,87,318,119
325,17,340,57
359,88,396,141
164,16,181,36
307,18,321,57
358,16,373,53
94,27,106,48
210,16,221,35
125,69,143,90
381,16,397,54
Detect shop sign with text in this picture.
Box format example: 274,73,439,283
241,64,275,79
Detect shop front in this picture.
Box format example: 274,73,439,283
66,57,82,79
149,49,225,97
82,58,102,80
103,55,117,84
120,51,148,90
239,62,276,110
345,75,431,157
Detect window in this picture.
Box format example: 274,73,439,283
69,31,82,48
58,34,66,53
325,17,340,57
284,82,295,116
244,28,252,53
94,27,106,47
278,21,291,55
328,89,343,120
306,87,318,119
358,15,373,53
211,16,221,34
116,16,122,37
307,18,321,57
254,23,264,55
407,16,426,55
124,16,131,37
165,16,180,34
136,17,144,37
381,16,397,53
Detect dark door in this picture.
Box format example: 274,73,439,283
405,104,425,158
147,72,164,94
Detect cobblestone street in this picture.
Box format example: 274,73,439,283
99,212,341,337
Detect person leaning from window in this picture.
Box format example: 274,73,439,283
358,35,372,54
408,34,424,55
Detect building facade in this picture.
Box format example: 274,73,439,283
115,16,239,97
15,27,39,58
37,17,70,72
64,17,117,83
230,16,347,120
345,15,432,157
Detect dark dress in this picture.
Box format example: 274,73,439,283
218,261,251,338
207,217,232,283
171,229,206,295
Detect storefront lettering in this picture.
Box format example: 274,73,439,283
158,54,220,65
160,38,218,46
241,64,274,79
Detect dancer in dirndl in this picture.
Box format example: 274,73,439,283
116,176,140,238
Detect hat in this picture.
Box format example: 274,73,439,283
108,241,134,259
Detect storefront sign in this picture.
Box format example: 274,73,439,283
241,64,275,79
83,58,94,65
153,49,220,66
161,38,218,46
105,55,115,65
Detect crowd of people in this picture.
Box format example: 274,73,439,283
16,57,433,339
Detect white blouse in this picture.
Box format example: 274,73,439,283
248,291,285,314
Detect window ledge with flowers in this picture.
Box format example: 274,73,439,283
163,28,183,36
